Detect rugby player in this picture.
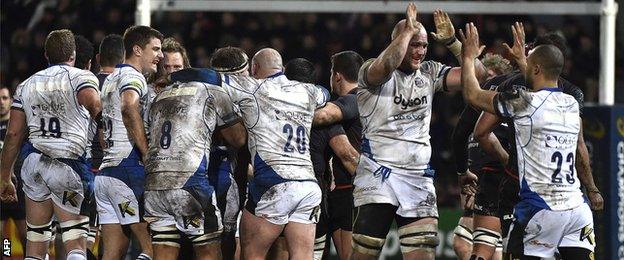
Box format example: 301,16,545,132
97,25,163,260
351,4,485,259
460,22,596,260
0,29,102,260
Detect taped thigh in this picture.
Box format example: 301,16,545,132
26,220,53,242
59,218,90,242
454,224,474,244
473,227,501,248
151,225,181,248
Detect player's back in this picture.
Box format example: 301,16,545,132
224,73,328,181
14,64,99,159
145,81,237,190
502,88,583,210
99,64,148,169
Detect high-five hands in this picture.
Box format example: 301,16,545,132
459,22,485,61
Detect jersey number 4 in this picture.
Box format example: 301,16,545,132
39,117,61,138
283,123,307,154
551,151,575,184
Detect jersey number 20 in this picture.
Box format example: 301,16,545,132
283,123,306,154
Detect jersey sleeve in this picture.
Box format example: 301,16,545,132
332,94,358,121
327,124,346,139
559,78,584,116
493,86,532,119
72,70,100,93
358,58,392,89
211,87,240,127
311,85,329,109
119,72,147,98
420,60,452,92
11,83,24,111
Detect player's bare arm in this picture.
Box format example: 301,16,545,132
460,23,497,114
0,109,26,202
76,87,102,123
474,112,509,165
503,22,527,73
121,90,149,163
575,123,604,210
329,134,359,175
365,3,419,87
220,121,247,149
313,102,343,126
432,10,487,91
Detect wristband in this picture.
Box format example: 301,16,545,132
457,171,467,176
446,38,463,57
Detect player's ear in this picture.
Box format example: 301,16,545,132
95,53,100,65
133,45,142,56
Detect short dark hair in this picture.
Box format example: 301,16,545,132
74,35,94,70
45,29,76,64
162,37,191,68
284,58,316,84
532,32,568,56
530,44,564,80
331,51,363,83
123,25,164,59
99,34,125,67
0,85,12,97
210,46,249,74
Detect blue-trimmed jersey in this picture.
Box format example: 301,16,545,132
145,80,238,190
223,73,328,181
11,64,99,159
494,87,583,210
100,64,149,169
357,59,450,173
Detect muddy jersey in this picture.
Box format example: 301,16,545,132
357,59,451,172
99,64,149,169
223,73,328,181
495,87,583,210
11,64,99,159
145,79,238,190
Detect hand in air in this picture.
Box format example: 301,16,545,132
459,22,486,61
431,9,455,44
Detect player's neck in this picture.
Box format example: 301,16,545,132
339,82,357,96
533,78,558,91
124,58,143,74
99,66,115,74
0,113,9,121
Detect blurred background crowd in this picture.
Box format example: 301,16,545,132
2,0,622,208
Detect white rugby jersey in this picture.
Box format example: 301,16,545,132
357,59,451,173
145,81,238,190
224,73,328,181
495,87,583,211
12,64,99,159
100,64,149,168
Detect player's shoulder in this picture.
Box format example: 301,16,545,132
496,71,524,92
481,74,510,91
558,77,584,105
419,60,450,77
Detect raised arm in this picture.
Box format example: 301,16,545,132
460,23,497,114
503,22,527,74
431,10,487,91
364,3,420,87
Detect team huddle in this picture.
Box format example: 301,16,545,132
0,3,604,260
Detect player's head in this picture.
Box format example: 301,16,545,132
525,44,564,89
162,37,191,75
210,46,249,76
481,53,512,79
123,25,164,74
285,58,316,84
330,50,363,94
74,35,94,70
251,48,283,79
0,86,11,118
45,29,76,65
392,19,428,71
530,32,568,56
97,34,125,68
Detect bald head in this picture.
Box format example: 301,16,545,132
528,44,564,80
252,48,283,79
391,19,426,40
